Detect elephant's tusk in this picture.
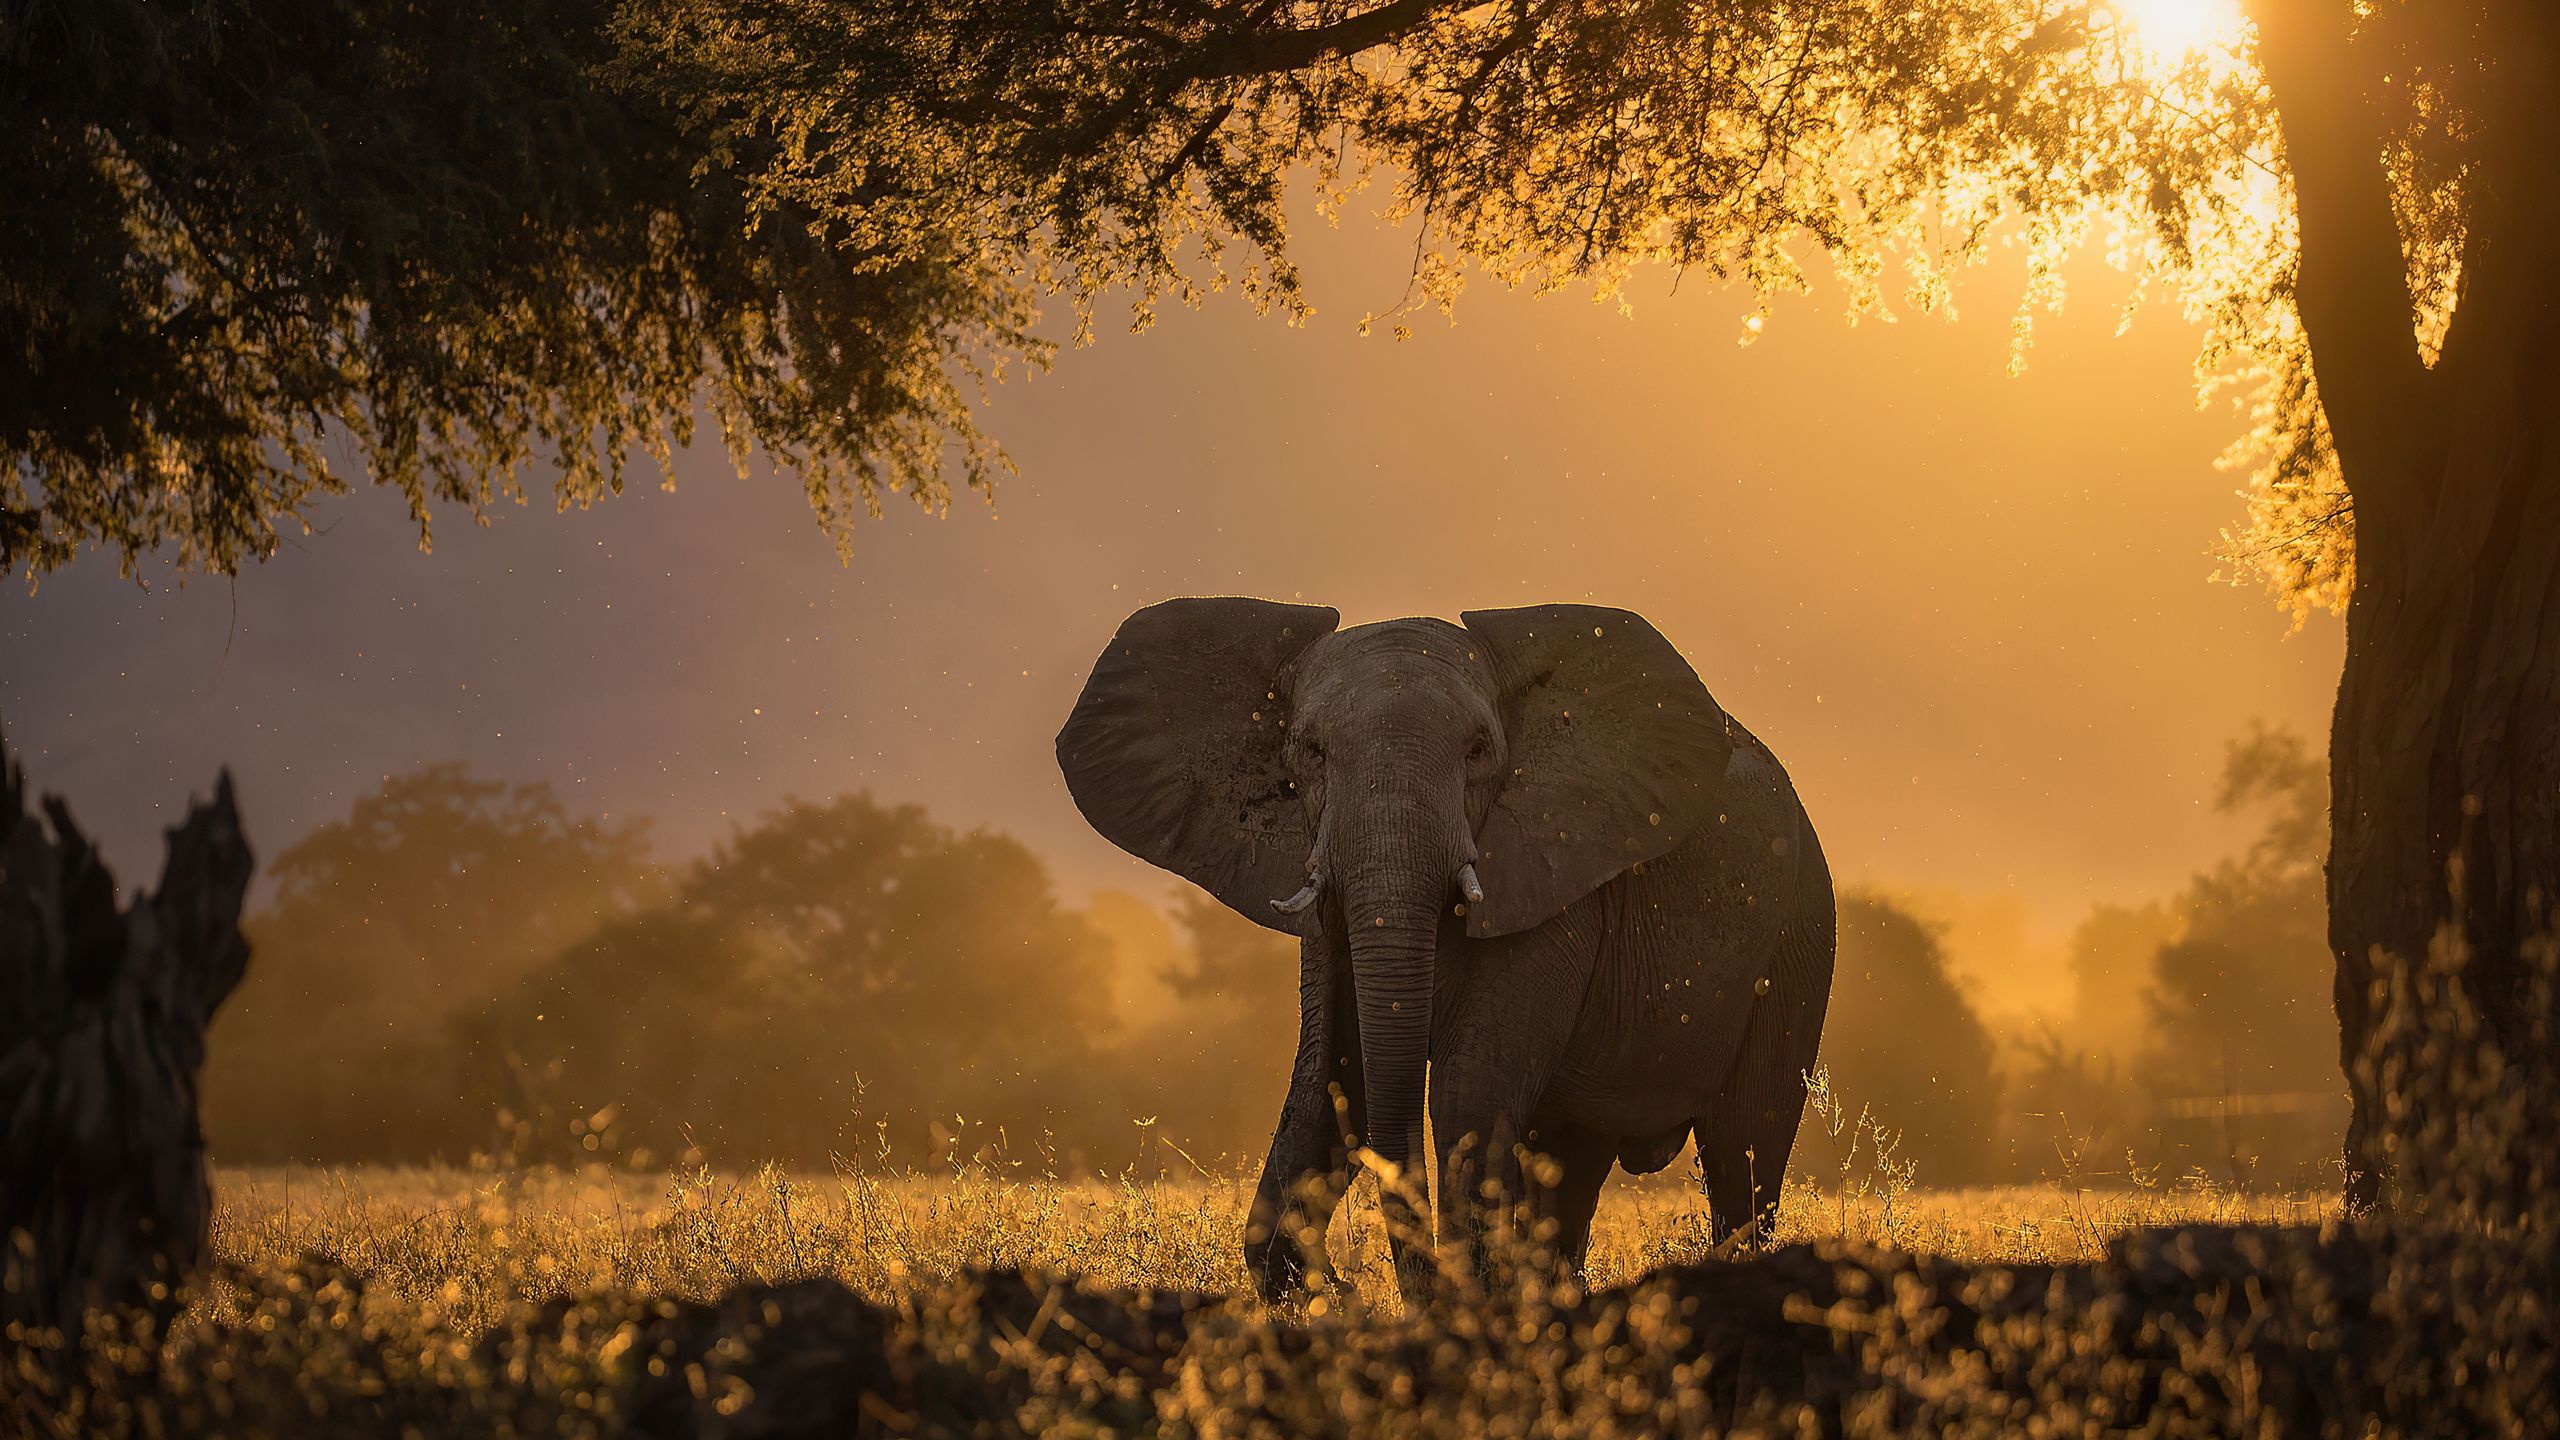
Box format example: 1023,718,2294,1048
1456,863,1485,905
1273,875,1323,915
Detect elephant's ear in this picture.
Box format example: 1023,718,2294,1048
1460,604,1732,939
1058,598,1341,934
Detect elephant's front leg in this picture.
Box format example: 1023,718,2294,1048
1428,1077,1530,1292
1424,915,1594,1295
1244,927,1365,1302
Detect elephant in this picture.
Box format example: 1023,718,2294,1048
1056,598,1835,1303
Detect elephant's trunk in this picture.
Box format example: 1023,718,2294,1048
1338,841,1452,1297
1342,881,1437,1173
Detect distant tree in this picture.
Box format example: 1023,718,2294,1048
205,766,661,1158
1159,891,1291,1004
1085,889,1184,1022
2140,725,2343,1185
2062,902,2184,1063
1,0,1033,576
1135,891,1296,1162
1999,1033,2149,1183
1989,901,2182,1182
2005,724,2341,1187
481,795,1125,1166
1822,894,2006,1184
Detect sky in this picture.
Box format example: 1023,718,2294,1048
0,210,2341,1011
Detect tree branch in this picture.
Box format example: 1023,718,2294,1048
2245,0,2440,518
2426,0,2560,393
1150,96,1238,193
1193,0,1478,81
1053,1,1476,177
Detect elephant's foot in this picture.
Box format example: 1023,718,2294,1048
1247,1228,1341,1305
1390,1240,1442,1310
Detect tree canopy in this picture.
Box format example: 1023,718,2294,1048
2,0,1037,576
11,0,2486,613
649,0,2514,622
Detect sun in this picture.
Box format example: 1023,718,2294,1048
2110,0,2246,60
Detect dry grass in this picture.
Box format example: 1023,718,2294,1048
6,1147,2529,1437
204,1162,2330,1337
12,926,2541,1437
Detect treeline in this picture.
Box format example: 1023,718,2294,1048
1817,724,2346,1189
205,772,1298,1174
206,728,2345,1185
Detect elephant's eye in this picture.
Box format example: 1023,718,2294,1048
1466,734,1493,763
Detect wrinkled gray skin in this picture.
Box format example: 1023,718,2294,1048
1058,599,1834,1303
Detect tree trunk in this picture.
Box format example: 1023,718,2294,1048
2330,403,2560,1208
0,737,252,1348
2250,0,2560,1208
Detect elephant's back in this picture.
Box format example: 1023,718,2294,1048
1697,713,1811,871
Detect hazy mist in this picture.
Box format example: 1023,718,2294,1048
2,210,2341,1021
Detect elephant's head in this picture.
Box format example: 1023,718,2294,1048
1057,598,1732,1178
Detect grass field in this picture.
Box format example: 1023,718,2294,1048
202,1161,2331,1335
12,928,2535,1434
10,1156,2535,1437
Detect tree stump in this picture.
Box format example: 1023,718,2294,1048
0,732,251,1346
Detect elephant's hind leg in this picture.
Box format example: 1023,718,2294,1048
1696,821,1836,1245
1525,1121,1617,1280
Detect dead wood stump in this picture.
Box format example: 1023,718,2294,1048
0,731,251,1346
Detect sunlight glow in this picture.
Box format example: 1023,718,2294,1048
2110,0,2246,60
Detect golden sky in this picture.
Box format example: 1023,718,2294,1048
0,207,2340,1014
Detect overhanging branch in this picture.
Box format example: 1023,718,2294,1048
1192,0,1479,80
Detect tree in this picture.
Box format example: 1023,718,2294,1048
1823,894,2006,1184
1141,891,1298,1161
205,766,661,1158
2140,724,2344,1185
2062,901,2182,1063
1,737,249,1343
622,0,2550,1206
480,794,1127,1166
1,0,1036,576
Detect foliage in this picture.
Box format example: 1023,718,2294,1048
2350,898,2559,1428
12,0,2500,620
205,766,663,1160
16,1155,2540,1436
2058,899,2181,1061
196,773,1311,1173
0,0,1038,577
616,0,2457,616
